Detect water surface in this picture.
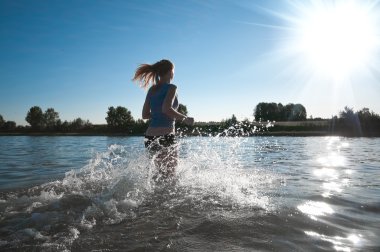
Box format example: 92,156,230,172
0,136,379,251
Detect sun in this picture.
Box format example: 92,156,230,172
298,1,378,78
281,0,380,79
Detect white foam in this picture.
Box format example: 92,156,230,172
1,138,279,249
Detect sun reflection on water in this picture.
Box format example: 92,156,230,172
323,182,343,192
317,152,345,167
305,231,363,252
313,167,339,178
298,137,364,251
314,138,351,198
297,201,334,220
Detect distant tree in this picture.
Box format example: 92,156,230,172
44,108,60,130
3,121,16,130
106,106,134,130
339,106,356,120
132,119,148,134
254,102,267,121
26,106,45,129
70,118,92,130
335,106,362,135
292,104,307,121
356,108,380,123
221,114,238,128
255,102,282,121
56,119,62,129
230,114,238,125
282,103,307,121
60,120,70,132
0,114,5,128
178,104,188,116
277,103,286,121
283,103,293,120
357,107,370,118
255,102,307,121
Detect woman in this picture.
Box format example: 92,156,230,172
133,59,194,178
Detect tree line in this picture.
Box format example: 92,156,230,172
254,102,307,121
330,106,380,136
0,104,188,134
23,106,92,131
0,115,16,131
1,103,379,136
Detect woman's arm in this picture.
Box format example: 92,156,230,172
162,85,194,125
142,92,151,119
162,85,185,120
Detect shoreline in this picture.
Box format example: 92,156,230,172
1,131,378,137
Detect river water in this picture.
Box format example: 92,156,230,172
0,136,379,251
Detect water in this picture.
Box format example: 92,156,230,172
0,136,379,251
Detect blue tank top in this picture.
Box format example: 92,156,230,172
148,83,179,128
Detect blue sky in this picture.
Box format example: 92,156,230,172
1,0,380,125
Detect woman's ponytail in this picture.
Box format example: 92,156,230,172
133,59,174,89
132,64,157,89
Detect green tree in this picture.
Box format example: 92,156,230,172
277,103,286,121
283,103,293,120
0,114,5,128
292,104,307,121
221,114,238,128
132,119,148,134
254,102,267,121
26,106,44,129
61,120,70,132
339,106,355,120
44,108,60,130
178,104,188,116
3,121,16,130
357,108,380,123
106,106,134,130
255,102,307,121
70,118,92,130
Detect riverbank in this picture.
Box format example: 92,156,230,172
1,120,379,137
1,131,377,137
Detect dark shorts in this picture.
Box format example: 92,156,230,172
144,134,176,151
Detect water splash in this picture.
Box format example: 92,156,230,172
0,135,278,250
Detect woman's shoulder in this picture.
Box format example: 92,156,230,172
167,83,177,89
147,85,155,96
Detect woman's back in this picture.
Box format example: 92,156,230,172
148,83,178,128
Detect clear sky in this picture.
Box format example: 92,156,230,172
1,0,380,125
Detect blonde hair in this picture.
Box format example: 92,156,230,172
132,59,174,89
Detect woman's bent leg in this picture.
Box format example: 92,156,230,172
145,134,178,179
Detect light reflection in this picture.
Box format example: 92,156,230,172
297,201,334,220
305,231,363,252
304,137,361,251
317,152,345,167
314,145,351,198
323,182,343,193
341,142,349,148
326,137,340,150
314,167,338,178
345,169,353,175
322,192,332,198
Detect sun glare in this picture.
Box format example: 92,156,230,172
298,1,378,78
281,0,380,79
